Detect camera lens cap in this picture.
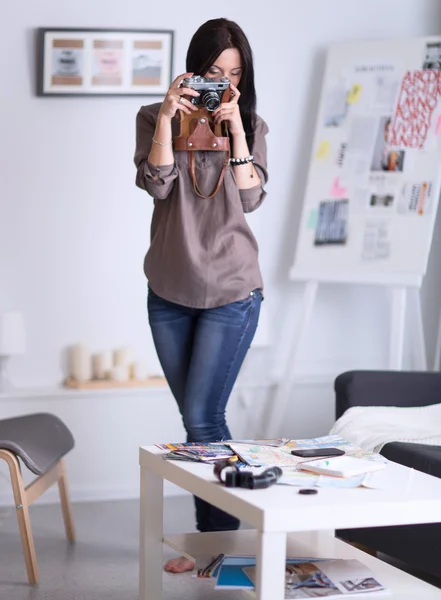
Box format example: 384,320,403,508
298,488,318,495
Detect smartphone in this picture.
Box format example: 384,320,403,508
290,448,345,458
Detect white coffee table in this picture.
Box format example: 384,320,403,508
139,446,441,599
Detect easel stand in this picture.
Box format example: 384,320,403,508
265,272,428,439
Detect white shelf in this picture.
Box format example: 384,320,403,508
0,383,170,400
0,378,279,401
162,530,441,598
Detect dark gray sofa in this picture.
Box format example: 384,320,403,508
334,370,441,580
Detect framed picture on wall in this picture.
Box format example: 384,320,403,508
36,28,174,96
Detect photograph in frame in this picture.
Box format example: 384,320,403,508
37,28,174,96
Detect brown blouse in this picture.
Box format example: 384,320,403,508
134,103,269,309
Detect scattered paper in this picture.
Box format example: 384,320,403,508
372,75,399,112
346,83,362,104
278,470,383,489
315,140,331,159
422,42,441,70
371,116,406,172
323,83,349,127
390,70,441,149
336,143,346,167
307,209,318,229
243,559,387,598
369,193,394,207
226,443,305,468
343,116,378,178
329,176,348,199
368,174,397,209
398,181,433,215
361,221,390,260
315,200,349,245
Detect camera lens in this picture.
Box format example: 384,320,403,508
201,90,220,111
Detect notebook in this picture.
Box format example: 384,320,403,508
299,456,387,478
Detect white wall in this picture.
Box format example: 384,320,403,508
2,0,441,388
1,0,441,501
0,379,334,505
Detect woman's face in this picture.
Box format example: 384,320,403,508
204,47,242,87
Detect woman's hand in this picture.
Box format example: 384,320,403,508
212,83,245,136
158,72,200,119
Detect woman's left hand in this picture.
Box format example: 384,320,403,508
212,83,245,136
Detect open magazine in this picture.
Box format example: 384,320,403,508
242,559,388,598
243,559,387,600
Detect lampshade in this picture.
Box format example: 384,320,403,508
0,311,27,355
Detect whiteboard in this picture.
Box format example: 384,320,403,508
291,37,441,287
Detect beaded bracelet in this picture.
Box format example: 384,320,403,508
152,137,172,147
230,155,254,165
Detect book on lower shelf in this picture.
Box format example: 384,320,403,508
207,555,388,598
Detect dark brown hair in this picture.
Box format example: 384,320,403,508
186,18,257,151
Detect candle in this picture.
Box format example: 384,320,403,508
133,361,148,380
113,346,134,367
112,364,129,382
70,344,92,382
92,351,113,380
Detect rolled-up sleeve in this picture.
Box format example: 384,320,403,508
239,116,269,213
134,106,178,200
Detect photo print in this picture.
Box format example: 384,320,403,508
51,39,84,85
323,84,349,127
314,199,349,245
92,40,124,86
370,194,394,207
132,40,164,86
422,42,441,70
398,181,433,215
371,116,405,172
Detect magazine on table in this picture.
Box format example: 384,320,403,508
156,442,237,463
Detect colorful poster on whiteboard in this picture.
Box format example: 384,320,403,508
291,38,441,284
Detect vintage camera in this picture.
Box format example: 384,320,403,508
182,75,230,111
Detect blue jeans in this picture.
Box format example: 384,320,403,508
147,288,262,532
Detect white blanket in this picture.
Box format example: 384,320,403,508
330,403,441,453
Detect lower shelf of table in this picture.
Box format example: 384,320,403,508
162,530,441,599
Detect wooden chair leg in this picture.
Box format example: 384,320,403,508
57,458,75,542
0,449,39,585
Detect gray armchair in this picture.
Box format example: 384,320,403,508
0,413,75,584
334,370,441,580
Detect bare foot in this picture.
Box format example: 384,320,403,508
164,556,195,573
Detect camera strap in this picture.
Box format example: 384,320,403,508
174,108,230,199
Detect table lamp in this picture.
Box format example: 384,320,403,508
0,311,27,392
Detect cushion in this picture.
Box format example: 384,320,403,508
381,441,441,478
0,413,75,475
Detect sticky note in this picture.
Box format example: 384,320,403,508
347,84,362,105
307,209,318,229
330,176,348,199
315,140,331,160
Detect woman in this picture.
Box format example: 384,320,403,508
134,18,268,573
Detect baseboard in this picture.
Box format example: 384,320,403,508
0,481,190,507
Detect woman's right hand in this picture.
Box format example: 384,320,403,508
159,72,200,119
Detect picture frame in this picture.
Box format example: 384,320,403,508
36,27,174,97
